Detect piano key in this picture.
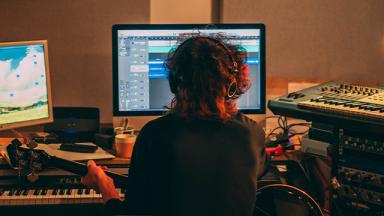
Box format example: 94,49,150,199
15,189,22,196
41,188,48,195
0,190,10,206
45,189,54,205
33,189,41,196
66,188,72,195
77,188,84,195
8,188,15,196
59,188,66,195
22,189,29,196
52,188,58,195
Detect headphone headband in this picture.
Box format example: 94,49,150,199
176,36,238,75
169,36,239,99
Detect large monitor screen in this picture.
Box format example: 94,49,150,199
0,40,53,131
113,24,265,116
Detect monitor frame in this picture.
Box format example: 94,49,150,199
112,23,266,116
0,40,53,131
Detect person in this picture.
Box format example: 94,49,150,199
82,35,267,216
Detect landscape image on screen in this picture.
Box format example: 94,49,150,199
0,44,49,125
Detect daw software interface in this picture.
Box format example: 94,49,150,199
113,24,265,115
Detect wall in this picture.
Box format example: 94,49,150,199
0,0,150,124
221,0,384,85
150,0,212,24
114,0,215,130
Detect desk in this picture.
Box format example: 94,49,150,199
0,138,130,167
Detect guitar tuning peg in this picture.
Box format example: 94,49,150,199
19,160,28,167
30,151,39,159
31,162,43,171
14,149,22,158
27,140,38,149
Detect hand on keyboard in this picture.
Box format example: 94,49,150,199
81,160,121,203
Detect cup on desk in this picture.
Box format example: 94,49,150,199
114,126,135,135
114,134,136,158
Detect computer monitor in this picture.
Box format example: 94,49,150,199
0,40,53,131
112,24,265,129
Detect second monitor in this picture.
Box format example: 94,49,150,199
112,24,266,123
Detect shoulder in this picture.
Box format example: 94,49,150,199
233,112,260,128
139,114,178,133
232,112,265,136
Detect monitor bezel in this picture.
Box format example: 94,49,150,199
0,40,53,131
112,23,266,116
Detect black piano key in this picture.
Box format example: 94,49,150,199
366,106,378,111
15,189,22,196
85,188,91,195
22,189,29,196
370,107,380,111
96,190,101,194
52,188,58,195
33,189,41,195
9,188,15,196
41,188,48,195
59,188,66,195
66,188,72,195
77,188,84,195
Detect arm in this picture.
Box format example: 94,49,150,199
252,123,268,178
81,160,120,202
82,124,153,215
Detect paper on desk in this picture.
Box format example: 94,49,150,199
36,142,115,161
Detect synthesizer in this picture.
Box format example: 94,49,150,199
268,81,384,131
268,81,384,215
0,169,126,215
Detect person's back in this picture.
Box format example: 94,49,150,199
82,35,266,216
125,113,264,215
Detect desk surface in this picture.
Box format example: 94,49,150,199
0,138,131,166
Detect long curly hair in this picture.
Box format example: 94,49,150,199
165,35,250,120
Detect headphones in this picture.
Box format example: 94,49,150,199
169,36,239,99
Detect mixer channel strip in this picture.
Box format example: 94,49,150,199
298,96,384,121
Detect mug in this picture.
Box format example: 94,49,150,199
114,134,136,158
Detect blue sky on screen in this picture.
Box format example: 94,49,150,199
0,44,48,107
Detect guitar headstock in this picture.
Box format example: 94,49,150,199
6,138,50,173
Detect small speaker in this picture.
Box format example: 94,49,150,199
44,107,99,143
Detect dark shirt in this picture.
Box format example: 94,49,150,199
106,112,266,216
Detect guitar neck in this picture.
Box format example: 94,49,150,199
49,156,129,186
